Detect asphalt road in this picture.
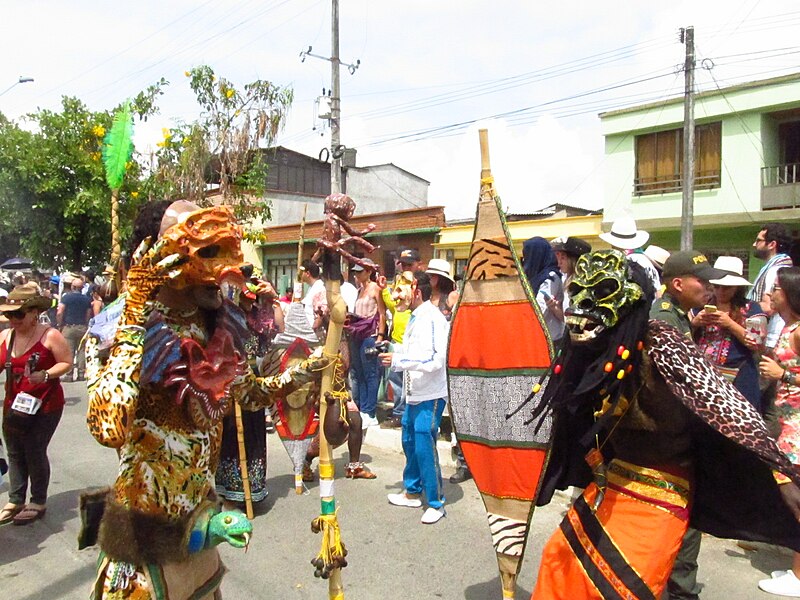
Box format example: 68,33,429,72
0,381,792,599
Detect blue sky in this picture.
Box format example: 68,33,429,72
3,0,800,219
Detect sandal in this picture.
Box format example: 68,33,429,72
12,505,46,526
346,463,377,480
0,504,22,525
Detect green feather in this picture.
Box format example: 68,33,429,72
102,102,134,190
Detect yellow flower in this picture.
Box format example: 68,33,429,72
184,70,191,77
92,125,106,138
156,128,173,148
131,191,139,198
225,88,234,99
90,152,101,161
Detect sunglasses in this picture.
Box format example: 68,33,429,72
2,309,27,320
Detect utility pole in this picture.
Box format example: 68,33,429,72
680,26,695,251
330,0,342,194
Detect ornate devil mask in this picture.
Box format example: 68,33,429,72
159,205,245,289
565,249,643,343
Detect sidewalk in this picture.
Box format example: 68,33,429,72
361,423,456,469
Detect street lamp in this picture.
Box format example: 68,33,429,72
0,76,34,98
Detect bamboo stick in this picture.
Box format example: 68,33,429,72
294,203,308,495
234,402,254,520
319,277,346,599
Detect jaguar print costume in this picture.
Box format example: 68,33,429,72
85,207,326,600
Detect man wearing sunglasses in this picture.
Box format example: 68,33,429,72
749,223,794,351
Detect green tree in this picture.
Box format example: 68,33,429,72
147,66,293,242
0,81,166,270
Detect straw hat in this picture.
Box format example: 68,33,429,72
643,245,670,270
425,258,454,282
600,216,650,250
708,256,752,287
0,282,52,312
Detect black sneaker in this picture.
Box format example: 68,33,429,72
449,467,472,484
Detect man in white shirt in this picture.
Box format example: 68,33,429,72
379,271,449,525
300,259,326,330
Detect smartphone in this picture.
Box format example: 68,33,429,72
541,291,552,302
704,304,717,313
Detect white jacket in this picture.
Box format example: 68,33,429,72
390,301,449,404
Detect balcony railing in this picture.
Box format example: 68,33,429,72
762,163,800,186
761,164,800,209
633,170,721,196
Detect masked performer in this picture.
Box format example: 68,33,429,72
528,249,800,600
84,201,324,600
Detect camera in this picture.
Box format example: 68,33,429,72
364,340,390,357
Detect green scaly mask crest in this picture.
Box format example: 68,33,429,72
565,249,643,343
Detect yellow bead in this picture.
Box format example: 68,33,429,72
532,383,541,394
621,349,630,360
617,369,625,380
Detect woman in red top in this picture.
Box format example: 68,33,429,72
0,283,72,526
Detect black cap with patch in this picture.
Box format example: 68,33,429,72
398,249,420,264
662,250,726,281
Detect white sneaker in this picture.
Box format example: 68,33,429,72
360,413,379,428
774,571,791,579
421,507,446,524
759,571,800,597
387,492,422,508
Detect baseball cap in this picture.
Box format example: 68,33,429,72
398,249,420,264
661,250,726,281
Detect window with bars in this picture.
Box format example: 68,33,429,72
634,122,721,195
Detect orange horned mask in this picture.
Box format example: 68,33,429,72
158,204,245,289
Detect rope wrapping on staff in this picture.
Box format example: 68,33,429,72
310,510,348,579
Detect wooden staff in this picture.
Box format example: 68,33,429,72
317,275,346,599
294,204,308,303
234,402,254,519
294,203,308,495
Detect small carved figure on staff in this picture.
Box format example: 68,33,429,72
311,193,378,270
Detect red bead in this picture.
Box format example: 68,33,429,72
626,364,633,373
554,364,562,375
604,362,613,373
637,341,644,350
617,345,625,356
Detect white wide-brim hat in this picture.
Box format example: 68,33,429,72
425,258,454,282
643,245,670,269
709,256,752,287
600,216,650,250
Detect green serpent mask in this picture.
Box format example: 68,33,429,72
565,249,643,343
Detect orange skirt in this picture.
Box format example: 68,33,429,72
532,460,690,600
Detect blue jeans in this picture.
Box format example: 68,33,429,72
388,369,405,418
350,336,379,418
401,398,446,509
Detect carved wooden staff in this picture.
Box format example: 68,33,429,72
312,243,348,599
234,402,254,519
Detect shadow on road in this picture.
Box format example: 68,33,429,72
464,576,531,599
725,542,792,577
0,488,78,564
11,561,96,600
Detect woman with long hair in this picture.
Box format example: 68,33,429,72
757,266,800,597
0,283,72,525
